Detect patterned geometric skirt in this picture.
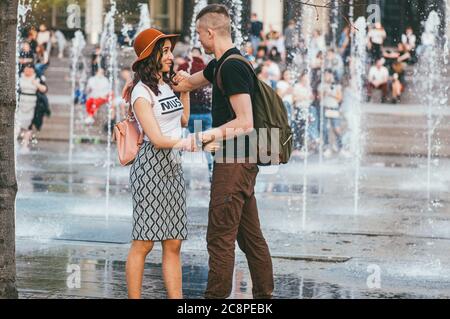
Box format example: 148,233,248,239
130,141,187,241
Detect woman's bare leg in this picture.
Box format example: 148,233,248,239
162,240,183,299
126,240,154,299
22,130,33,148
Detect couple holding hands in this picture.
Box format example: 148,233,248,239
125,4,273,299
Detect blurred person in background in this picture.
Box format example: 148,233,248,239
325,48,344,82
276,69,294,123
16,64,48,153
293,71,316,156
284,20,298,64
249,13,264,56
37,24,51,49
367,58,389,103
35,44,49,77
318,70,343,158
19,42,34,74
53,29,67,59
367,22,387,62
85,68,111,125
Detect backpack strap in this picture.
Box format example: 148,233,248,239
215,54,256,95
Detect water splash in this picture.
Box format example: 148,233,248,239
190,0,208,49
100,0,119,218
228,0,245,49
415,11,446,211
17,1,32,24
444,0,450,65
350,17,368,215
331,0,340,47
298,4,316,231
69,31,87,167
15,0,32,145
135,2,152,38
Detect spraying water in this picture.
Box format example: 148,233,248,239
69,31,87,167
300,4,316,231
135,2,152,38
228,0,245,49
331,0,340,47
416,11,444,211
350,16,368,215
15,0,31,147
190,0,208,49
444,0,450,65
100,0,118,217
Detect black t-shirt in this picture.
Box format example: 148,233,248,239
203,48,255,159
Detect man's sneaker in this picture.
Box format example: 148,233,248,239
84,117,95,125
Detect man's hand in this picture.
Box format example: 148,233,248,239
203,141,221,153
197,131,216,144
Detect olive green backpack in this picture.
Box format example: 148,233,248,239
216,54,293,166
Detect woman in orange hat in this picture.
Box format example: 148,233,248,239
123,28,210,299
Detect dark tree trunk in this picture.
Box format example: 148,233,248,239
0,0,19,299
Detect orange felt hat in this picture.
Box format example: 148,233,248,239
132,28,179,71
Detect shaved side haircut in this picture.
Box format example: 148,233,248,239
196,4,232,36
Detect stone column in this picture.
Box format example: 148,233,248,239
85,0,103,45
251,0,284,33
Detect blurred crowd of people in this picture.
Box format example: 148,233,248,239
16,16,424,161
223,15,420,158
16,24,67,152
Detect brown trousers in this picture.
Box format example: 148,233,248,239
205,162,274,299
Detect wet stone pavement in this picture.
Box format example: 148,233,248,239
15,141,450,299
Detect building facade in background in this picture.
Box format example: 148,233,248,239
29,0,449,45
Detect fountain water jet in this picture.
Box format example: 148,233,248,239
15,0,32,154
135,3,152,39
69,31,87,167
189,0,208,49
350,16,368,215
99,0,119,217
416,11,443,210
228,0,245,50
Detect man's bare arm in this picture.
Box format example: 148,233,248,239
173,70,210,92
202,93,254,143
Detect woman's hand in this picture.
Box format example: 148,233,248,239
180,135,198,152
173,71,190,85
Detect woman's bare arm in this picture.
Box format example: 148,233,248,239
134,97,193,150
179,91,190,128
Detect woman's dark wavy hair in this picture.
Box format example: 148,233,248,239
124,38,176,103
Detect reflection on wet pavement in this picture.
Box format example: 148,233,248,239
15,141,450,299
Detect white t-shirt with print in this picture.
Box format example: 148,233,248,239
131,81,183,141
